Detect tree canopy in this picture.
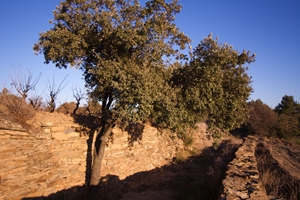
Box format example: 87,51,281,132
34,0,190,126
274,95,300,138
247,99,278,137
274,95,300,116
172,35,255,137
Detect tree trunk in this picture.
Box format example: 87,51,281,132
89,123,114,186
73,101,80,115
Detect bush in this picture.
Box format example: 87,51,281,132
0,89,35,129
56,102,77,115
275,114,300,139
247,99,278,137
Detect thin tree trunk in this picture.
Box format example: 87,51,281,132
89,123,114,186
73,101,80,115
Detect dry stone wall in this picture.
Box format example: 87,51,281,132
221,136,269,200
0,124,87,200
0,115,210,200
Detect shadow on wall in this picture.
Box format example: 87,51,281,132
125,123,144,148
22,140,241,200
72,114,100,186
72,114,145,186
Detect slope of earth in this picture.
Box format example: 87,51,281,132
255,138,300,199
268,139,300,180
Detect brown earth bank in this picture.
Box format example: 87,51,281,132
23,139,242,200
255,138,300,200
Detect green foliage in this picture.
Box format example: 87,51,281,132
275,95,300,116
274,95,300,139
34,0,257,142
172,34,255,134
34,0,190,127
86,98,102,116
247,99,278,137
248,96,300,139
276,113,299,139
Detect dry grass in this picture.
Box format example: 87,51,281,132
255,142,300,200
174,149,194,162
0,92,35,130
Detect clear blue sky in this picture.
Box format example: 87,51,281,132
1,0,299,108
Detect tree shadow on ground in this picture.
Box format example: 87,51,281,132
22,140,242,200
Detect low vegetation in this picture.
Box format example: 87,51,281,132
0,88,35,130
255,142,300,199
247,96,300,142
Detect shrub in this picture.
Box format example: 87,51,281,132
275,114,300,139
56,102,77,115
247,99,278,137
174,150,193,162
0,89,35,129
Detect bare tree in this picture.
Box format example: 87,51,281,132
28,94,43,110
46,75,68,113
10,67,42,100
72,86,85,115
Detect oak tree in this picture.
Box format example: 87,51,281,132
34,0,190,186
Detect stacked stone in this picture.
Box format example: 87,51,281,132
0,124,87,200
221,136,269,200
101,124,184,180
1,120,208,199
0,118,212,200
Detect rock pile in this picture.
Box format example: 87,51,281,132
221,136,269,200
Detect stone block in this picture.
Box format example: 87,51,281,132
0,134,10,139
43,128,51,133
51,132,68,140
65,131,80,138
50,126,66,132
